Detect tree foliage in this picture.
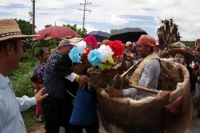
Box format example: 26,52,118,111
181,41,195,47
44,24,52,28
110,29,117,34
14,19,33,51
64,24,87,38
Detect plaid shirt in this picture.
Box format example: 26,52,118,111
43,50,66,99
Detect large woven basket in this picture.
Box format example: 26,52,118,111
93,60,192,133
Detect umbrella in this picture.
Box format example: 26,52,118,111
109,27,148,43
33,26,80,40
87,31,110,42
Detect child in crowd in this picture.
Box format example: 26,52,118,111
30,73,44,122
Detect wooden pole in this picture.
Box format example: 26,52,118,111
129,84,159,94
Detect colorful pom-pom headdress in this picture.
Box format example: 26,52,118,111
88,44,114,69
83,35,98,49
108,40,124,57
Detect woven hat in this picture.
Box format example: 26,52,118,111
169,42,186,48
168,48,195,60
0,19,38,41
69,37,83,45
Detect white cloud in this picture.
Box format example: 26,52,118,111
0,0,200,40
106,14,129,25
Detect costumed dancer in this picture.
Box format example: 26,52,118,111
107,35,160,100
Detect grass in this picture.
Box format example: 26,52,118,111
9,60,39,132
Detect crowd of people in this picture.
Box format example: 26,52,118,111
1,18,200,133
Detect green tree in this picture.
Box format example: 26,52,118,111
181,41,195,47
44,24,52,28
64,24,87,38
14,19,33,52
110,29,117,34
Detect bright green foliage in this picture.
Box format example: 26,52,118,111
64,24,87,38
9,61,37,97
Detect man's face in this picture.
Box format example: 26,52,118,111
63,45,73,54
136,44,150,58
174,53,185,64
12,39,24,69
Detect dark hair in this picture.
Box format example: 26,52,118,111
39,47,49,56
0,39,19,52
35,52,41,58
30,73,42,83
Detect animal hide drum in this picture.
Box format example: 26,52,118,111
90,59,192,133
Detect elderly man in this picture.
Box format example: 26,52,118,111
0,19,48,133
42,39,90,133
54,38,99,133
108,35,160,100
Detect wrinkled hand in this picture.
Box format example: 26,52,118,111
78,75,90,85
107,87,123,97
34,88,48,102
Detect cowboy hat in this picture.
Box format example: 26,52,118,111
169,42,186,48
0,19,38,41
168,48,195,60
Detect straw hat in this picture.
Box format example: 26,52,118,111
69,37,83,45
168,48,195,60
169,42,186,48
0,19,38,41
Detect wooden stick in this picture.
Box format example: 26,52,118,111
129,84,159,94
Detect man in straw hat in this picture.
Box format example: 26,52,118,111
108,35,160,100
0,19,48,133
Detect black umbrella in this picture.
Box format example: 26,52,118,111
87,31,111,42
109,27,148,43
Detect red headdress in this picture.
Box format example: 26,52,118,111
137,35,157,51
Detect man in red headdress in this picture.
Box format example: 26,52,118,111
108,35,160,100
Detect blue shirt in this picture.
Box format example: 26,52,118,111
0,73,36,133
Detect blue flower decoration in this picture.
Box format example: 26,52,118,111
69,46,82,63
88,49,101,66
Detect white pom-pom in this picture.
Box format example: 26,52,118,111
76,41,87,54
98,44,114,62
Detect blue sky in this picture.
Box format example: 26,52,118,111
1,0,200,41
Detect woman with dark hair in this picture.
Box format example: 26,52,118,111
34,47,50,76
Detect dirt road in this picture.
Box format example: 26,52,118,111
29,111,200,133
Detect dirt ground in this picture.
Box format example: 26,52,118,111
29,110,200,133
